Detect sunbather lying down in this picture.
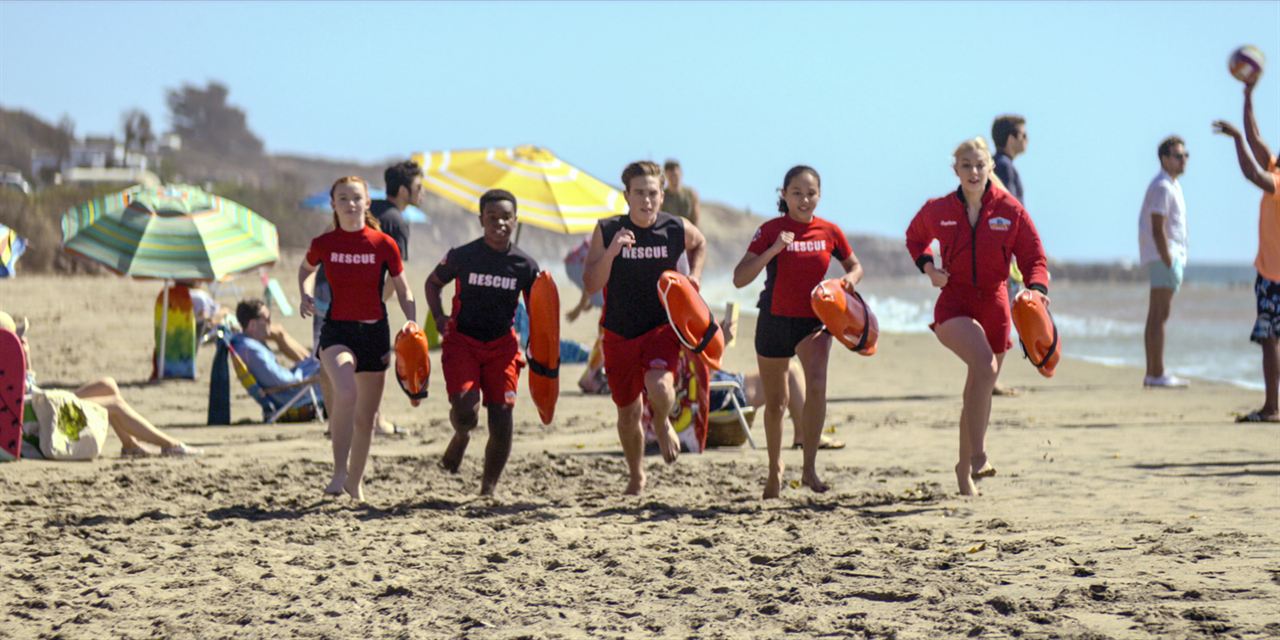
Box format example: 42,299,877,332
2,310,201,458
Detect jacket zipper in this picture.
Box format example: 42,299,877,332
969,212,979,286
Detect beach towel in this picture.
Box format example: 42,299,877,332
151,284,197,380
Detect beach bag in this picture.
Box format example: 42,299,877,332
33,390,109,461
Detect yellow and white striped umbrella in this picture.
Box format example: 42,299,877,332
414,145,626,234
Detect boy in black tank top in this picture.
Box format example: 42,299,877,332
425,190,540,497
583,161,708,495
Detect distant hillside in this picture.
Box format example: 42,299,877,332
0,108,72,176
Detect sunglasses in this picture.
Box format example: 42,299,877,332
1166,152,1190,160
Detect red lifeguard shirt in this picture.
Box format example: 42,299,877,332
904,184,1048,292
305,226,404,322
747,215,852,318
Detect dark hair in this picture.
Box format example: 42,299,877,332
384,160,423,201
663,159,681,171
235,299,268,330
991,115,1026,150
479,188,517,214
1158,135,1186,158
777,165,821,214
621,161,665,191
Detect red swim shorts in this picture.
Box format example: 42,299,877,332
602,324,680,407
931,284,1012,354
441,329,524,407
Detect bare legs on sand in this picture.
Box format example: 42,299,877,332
936,318,1004,496
440,390,515,496
614,367,679,495
319,346,385,503
758,331,834,499
74,377,191,453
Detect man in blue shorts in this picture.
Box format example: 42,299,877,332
1139,136,1190,388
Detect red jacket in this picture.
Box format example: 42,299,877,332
905,184,1049,291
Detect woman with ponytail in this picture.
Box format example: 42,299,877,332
299,176,416,502
904,138,1050,496
733,165,863,499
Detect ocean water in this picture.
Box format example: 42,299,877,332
543,261,1265,391
694,271,1265,391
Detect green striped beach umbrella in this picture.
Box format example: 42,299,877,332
62,184,279,380
61,184,278,281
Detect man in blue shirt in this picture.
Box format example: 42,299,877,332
992,114,1027,203
991,114,1029,397
232,299,325,409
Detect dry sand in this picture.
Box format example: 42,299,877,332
1,272,1278,639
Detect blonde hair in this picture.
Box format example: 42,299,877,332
329,176,381,232
952,137,1007,192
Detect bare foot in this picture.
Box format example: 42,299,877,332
954,463,979,496
440,433,469,473
801,471,830,494
480,481,496,497
344,478,365,503
763,467,783,499
655,423,680,465
324,473,347,496
970,453,997,480
624,473,646,496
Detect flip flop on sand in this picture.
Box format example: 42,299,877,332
791,436,846,450
1235,410,1280,423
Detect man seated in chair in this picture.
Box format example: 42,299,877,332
232,299,328,412
233,300,402,433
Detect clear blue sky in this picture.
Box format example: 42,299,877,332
2,1,1278,263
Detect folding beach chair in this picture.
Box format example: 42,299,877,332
215,329,325,424
708,376,756,449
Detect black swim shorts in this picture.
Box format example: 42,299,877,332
318,318,391,372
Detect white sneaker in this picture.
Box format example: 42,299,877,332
161,443,203,457
1144,374,1189,388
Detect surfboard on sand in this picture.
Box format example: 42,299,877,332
0,328,26,461
265,278,294,317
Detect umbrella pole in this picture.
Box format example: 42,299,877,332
157,280,170,381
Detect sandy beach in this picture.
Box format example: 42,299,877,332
1,271,1278,639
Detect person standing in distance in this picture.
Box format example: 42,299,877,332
662,159,701,226
1139,136,1191,388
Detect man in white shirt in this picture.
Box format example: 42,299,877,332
1139,135,1190,387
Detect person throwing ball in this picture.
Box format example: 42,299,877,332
584,160,708,495
425,189,541,496
905,138,1049,496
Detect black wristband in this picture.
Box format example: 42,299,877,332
915,255,934,274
